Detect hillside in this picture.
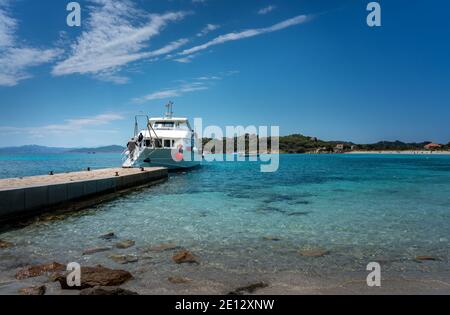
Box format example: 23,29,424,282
0,145,124,154
67,145,125,153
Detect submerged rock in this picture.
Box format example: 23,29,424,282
55,265,132,290
147,243,179,252
287,211,311,216
172,250,199,264
15,262,65,280
18,285,46,295
0,239,13,249
109,254,139,264
82,247,111,255
100,232,116,240
299,249,330,257
415,255,440,262
40,214,67,222
228,282,269,295
262,236,282,241
115,240,135,249
80,286,138,295
168,276,191,284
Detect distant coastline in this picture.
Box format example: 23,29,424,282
1,134,450,156
345,150,450,155
0,145,124,155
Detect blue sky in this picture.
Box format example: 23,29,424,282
0,0,449,147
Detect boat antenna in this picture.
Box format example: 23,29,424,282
165,101,174,119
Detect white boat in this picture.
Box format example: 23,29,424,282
122,102,202,170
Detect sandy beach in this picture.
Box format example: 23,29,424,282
346,150,450,155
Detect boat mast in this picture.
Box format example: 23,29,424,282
165,101,174,119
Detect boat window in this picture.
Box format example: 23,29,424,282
164,140,171,148
145,140,151,147
155,122,174,128
155,139,162,148
172,140,175,147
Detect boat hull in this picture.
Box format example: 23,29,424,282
126,148,202,170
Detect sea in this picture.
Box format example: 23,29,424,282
0,153,449,294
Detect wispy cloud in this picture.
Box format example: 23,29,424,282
52,0,188,83
197,24,220,37
0,2,61,86
132,71,238,103
133,82,209,103
0,113,124,138
173,53,200,64
179,14,310,57
258,5,277,15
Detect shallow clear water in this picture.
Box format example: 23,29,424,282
1,153,450,292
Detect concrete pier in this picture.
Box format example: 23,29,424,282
0,167,168,223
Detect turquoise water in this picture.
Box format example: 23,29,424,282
1,153,450,292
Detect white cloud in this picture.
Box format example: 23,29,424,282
0,113,124,138
258,5,277,15
197,24,220,37
133,81,209,103
132,71,238,103
0,3,61,86
173,53,199,63
0,3,15,48
52,0,188,83
179,14,310,57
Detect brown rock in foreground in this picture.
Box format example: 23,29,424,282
0,239,13,249
172,250,199,264
299,249,330,257
16,262,65,280
116,240,135,249
18,285,46,295
109,254,139,264
82,247,111,255
80,286,138,295
148,243,179,252
168,276,191,284
55,265,132,290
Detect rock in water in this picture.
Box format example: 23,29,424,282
172,250,199,264
415,255,439,262
115,240,135,249
80,286,138,295
100,232,116,240
55,265,132,290
18,285,46,295
0,239,13,249
168,276,191,284
15,262,65,280
82,247,111,255
147,243,179,252
109,254,139,264
262,236,281,241
299,249,330,257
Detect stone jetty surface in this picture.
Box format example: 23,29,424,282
0,167,167,222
